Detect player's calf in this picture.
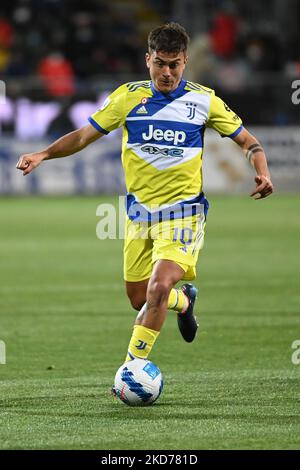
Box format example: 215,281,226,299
126,279,148,311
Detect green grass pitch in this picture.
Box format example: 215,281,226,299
0,194,299,450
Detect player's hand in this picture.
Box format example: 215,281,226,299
16,153,45,176
250,175,274,199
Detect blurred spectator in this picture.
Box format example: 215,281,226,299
0,47,10,73
185,33,216,83
209,11,239,58
4,48,29,76
0,15,13,73
46,100,75,139
37,52,75,97
0,16,13,48
244,34,283,72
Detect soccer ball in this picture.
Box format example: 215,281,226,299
113,358,164,406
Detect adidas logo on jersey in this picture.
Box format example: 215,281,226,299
136,106,148,114
142,124,186,145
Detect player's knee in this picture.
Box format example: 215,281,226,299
147,279,172,305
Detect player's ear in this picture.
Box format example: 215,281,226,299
145,52,150,69
184,54,188,65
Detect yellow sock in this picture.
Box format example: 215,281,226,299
168,288,188,313
125,324,160,362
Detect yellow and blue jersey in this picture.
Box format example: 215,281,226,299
88,79,243,221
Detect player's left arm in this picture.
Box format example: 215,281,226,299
233,127,274,199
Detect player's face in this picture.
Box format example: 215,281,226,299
146,50,188,94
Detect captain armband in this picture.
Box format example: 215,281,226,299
245,144,264,163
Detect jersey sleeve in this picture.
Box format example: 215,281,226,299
206,92,243,138
88,84,127,134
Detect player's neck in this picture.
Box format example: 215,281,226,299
152,78,184,95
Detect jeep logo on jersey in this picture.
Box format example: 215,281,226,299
142,124,186,145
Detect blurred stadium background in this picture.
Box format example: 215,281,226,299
1,0,300,451
0,0,299,194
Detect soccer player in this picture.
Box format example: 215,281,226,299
16,23,273,365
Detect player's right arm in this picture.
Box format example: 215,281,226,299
16,123,103,176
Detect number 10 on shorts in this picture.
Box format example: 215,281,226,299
173,227,193,245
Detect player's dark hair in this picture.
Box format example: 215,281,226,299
148,22,189,54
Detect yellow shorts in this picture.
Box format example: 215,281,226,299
124,214,206,282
